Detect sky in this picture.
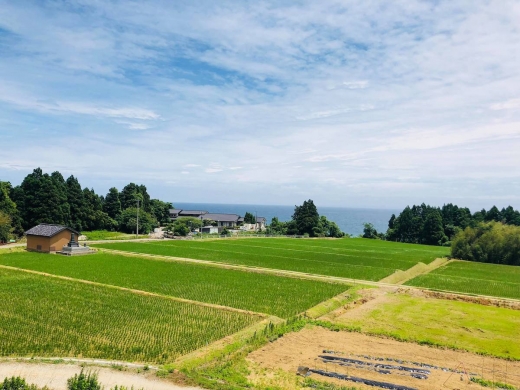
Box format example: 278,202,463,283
1,0,520,211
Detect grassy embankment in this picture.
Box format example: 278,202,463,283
94,238,449,281
406,260,520,300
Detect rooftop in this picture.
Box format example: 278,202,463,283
25,224,80,237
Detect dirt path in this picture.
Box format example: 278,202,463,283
0,361,201,390
248,327,520,390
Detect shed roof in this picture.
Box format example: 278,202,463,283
25,224,80,237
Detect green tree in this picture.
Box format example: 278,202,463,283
150,199,173,225
363,223,379,239
421,209,448,246
172,217,202,236
485,206,501,222
319,216,344,238
119,207,157,234
17,168,72,228
452,222,520,266
243,212,256,224
292,199,320,236
120,183,151,212
0,211,13,242
0,181,23,235
266,217,287,235
66,175,86,231
103,187,122,220
50,172,71,226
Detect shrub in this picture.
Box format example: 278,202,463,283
67,369,101,390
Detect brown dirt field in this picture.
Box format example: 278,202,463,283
248,327,520,390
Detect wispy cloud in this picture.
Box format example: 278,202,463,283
1,1,520,209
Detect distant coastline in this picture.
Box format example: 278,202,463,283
172,202,399,236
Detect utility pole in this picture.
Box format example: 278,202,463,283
136,199,140,238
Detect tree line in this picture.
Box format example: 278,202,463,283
361,202,520,266
363,203,520,246
0,168,172,241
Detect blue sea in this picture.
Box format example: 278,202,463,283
173,202,400,237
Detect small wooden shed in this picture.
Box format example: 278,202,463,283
25,224,80,253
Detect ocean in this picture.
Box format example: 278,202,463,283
172,202,400,237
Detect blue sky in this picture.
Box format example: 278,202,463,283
1,0,520,210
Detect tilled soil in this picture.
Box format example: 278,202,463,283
248,327,520,390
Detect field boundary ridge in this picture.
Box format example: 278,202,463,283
379,257,449,285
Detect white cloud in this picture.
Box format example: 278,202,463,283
490,99,520,110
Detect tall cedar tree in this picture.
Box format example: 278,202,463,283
66,175,87,231
50,172,71,226
292,199,320,236
16,168,71,228
103,187,122,220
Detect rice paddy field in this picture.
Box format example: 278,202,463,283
406,260,520,300
0,251,348,318
0,267,260,363
94,238,449,281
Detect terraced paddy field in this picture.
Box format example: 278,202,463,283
0,267,260,363
325,289,520,360
94,238,449,281
406,260,520,300
0,251,348,318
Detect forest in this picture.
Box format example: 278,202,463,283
0,168,172,241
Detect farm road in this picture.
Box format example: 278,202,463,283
0,361,202,390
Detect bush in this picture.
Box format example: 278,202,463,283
67,369,101,390
452,222,520,265
1,377,44,390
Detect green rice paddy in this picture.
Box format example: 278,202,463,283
94,238,449,281
0,267,260,363
0,251,348,318
406,260,520,300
